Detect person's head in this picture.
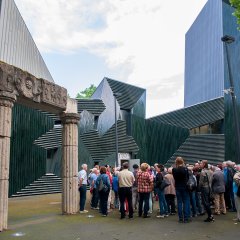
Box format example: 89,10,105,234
226,160,233,167
133,164,139,171
168,167,173,174
122,162,129,169
155,164,163,173
94,165,99,170
140,163,148,172
100,166,107,174
92,168,98,174
105,164,111,172
82,164,88,171
175,157,184,167
200,160,208,169
235,164,240,172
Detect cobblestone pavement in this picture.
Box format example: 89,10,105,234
0,194,240,240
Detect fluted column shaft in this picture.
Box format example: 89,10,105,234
0,92,16,231
60,113,80,214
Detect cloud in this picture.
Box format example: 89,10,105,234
15,0,207,116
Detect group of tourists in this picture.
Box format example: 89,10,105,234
77,157,240,223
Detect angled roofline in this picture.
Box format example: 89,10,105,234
103,77,146,91
148,96,224,120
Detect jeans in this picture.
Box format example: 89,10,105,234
79,185,87,211
201,187,212,218
114,191,119,208
99,190,110,215
165,194,176,214
118,187,133,218
138,192,150,217
176,188,191,221
196,191,204,214
132,187,139,209
91,188,99,208
156,188,168,215
189,191,197,216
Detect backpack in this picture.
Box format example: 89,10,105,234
98,177,108,193
160,176,171,190
187,173,197,191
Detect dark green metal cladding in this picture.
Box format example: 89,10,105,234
165,134,225,167
106,78,146,110
9,104,54,196
80,120,139,162
149,97,224,129
77,99,106,116
34,126,62,149
132,115,189,166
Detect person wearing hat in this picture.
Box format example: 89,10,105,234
118,162,135,219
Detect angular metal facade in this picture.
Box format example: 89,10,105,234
184,0,224,107
222,2,240,162
0,0,54,82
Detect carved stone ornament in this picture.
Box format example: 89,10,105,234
60,112,80,124
0,61,67,110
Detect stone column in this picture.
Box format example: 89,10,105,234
0,92,16,231
60,112,80,214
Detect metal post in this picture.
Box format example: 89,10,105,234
222,35,240,162
113,93,122,167
114,95,119,167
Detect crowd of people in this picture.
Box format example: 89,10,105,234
77,157,240,223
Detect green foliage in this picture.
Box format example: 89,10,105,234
76,84,97,99
230,0,240,29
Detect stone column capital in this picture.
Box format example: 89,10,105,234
0,91,17,108
60,112,80,125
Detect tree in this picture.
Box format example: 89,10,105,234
76,84,97,99
230,0,240,30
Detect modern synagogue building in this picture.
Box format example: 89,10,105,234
184,0,240,163
0,0,238,197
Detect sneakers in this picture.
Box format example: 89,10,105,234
204,216,214,222
79,210,89,214
102,214,107,217
156,215,165,218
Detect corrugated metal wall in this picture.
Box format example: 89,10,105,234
9,104,54,196
0,0,54,82
132,115,190,166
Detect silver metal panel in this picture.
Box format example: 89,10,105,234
0,0,54,82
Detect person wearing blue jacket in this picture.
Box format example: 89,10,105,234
112,170,119,209
96,166,110,216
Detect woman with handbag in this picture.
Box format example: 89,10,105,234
172,157,191,223
199,160,214,222
155,164,169,218
96,166,110,217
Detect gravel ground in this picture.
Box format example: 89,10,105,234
0,193,240,240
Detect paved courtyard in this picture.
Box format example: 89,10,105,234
0,193,240,240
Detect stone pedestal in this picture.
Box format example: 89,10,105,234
60,113,80,214
0,92,16,231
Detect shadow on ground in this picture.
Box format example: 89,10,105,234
0,194,240,240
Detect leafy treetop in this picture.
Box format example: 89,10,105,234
230,0,240,30
76,84,97,99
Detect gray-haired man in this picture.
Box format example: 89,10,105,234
78,164,88,213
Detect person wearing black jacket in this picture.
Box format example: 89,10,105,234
172,157,191,223
155,164,169,218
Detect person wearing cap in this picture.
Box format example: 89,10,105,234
118,162,135,219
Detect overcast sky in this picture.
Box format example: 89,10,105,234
15,0,208,117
